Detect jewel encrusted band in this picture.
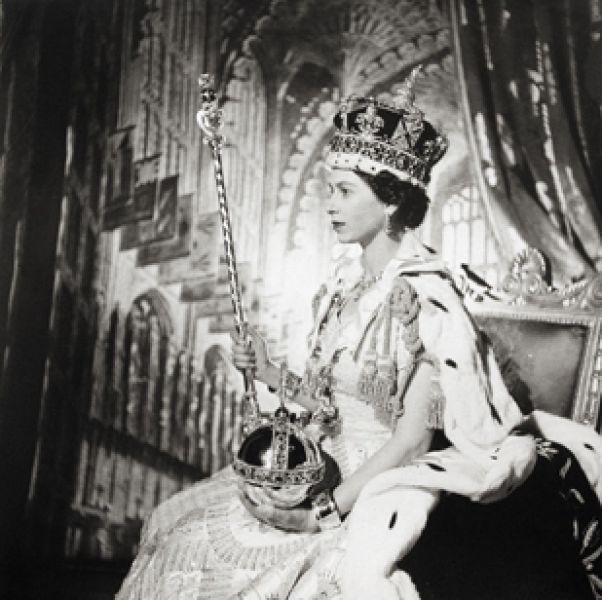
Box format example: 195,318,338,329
233,459,325,486
327,132,428,189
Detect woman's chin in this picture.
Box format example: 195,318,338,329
335,231,355,244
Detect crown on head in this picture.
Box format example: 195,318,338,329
326,67,448,189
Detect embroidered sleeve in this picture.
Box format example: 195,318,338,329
389,275,452,431
425,362,445,430
353,276,424,429
386,277,424,427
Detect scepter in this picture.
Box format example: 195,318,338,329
196,74,260,429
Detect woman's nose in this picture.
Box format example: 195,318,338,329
325,193,338,214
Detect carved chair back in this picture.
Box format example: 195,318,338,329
461,249,602,430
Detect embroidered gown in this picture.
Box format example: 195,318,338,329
117,244,602,600
116,253,415,600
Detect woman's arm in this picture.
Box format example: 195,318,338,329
239,359,436,532
333,360,436,516
231,329,321,412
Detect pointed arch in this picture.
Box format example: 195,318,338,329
134,288,174,338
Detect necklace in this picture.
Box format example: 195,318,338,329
349,270,383,300
355,271,382,293
334,271,383,318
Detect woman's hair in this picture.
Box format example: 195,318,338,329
355,169,430,232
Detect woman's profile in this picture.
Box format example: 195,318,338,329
116,71,602,600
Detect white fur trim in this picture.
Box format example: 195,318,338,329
325,151,427,190
342,488,437,600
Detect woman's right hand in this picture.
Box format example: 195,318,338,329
231,326,273,385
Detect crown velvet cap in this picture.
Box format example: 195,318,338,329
326,89,448,189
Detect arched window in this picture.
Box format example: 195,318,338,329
440,185,500,286
119,292,172,445
200,345,242,474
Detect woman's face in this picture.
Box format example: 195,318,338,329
325,169,386,246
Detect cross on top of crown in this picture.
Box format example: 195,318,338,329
356,102,384,139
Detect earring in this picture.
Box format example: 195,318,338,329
384,212,393,236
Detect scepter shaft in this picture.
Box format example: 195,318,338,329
208,143,245,336
196,75,259,425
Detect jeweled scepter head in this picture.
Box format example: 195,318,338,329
196,75,224,144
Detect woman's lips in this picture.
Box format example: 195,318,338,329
331,221,345,231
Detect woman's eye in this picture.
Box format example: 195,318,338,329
326,183,334,196
339,186,350,197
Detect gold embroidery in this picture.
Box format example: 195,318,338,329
426,365,445,430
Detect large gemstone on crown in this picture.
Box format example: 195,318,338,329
233,405,325,508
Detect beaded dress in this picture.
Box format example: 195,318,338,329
116,247,429,600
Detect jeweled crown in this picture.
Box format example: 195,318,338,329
326,67,448,189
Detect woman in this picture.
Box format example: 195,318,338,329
117,78,602,600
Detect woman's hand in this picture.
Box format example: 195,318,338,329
240,494,319,533
230,326,275,386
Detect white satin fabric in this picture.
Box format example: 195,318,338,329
116,287,394,600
